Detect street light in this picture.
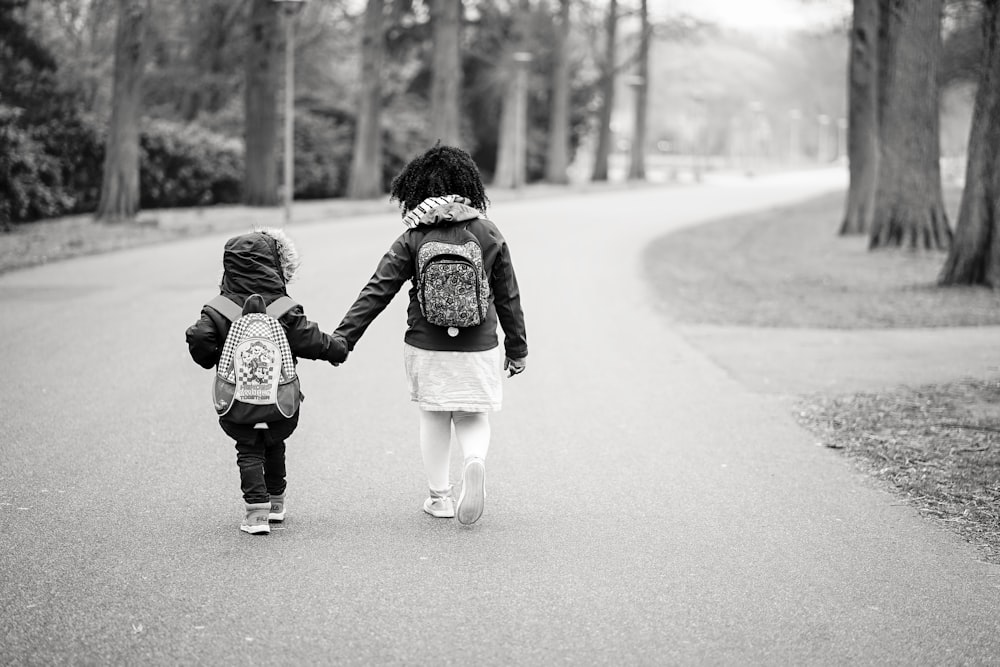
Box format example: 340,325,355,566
273,0,306,225
836,117,847,162
626,74,645,181
788,108,802,163
817,113,831,163
511,51,533,189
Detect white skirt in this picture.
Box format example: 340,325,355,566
403,344,502,412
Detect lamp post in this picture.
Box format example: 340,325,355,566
836,117,847,162
626,74,646,181
690,91,707,182
512,51,533,189
788,108,802,163
817,113,831,163
273,0,306,225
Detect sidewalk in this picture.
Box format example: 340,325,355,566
678,324,1000,396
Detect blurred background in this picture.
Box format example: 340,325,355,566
0,0,981,224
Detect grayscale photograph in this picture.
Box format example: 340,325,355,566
2,0,999,664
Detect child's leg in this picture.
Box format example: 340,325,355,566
221,420,269,504
452,410,490,462
263,413,298,498
419,408,453,492
453,411,489,525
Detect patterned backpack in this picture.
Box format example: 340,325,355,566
206,294,300,424
415,226,491,336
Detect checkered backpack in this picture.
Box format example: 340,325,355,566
207,294,300,424
415,226,490,336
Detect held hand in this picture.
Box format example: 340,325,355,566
504,356,526,377
328,334,349,366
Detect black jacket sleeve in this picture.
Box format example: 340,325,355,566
333,234,413,351
490,239,528,360
185,308,226,369
282,305,348,363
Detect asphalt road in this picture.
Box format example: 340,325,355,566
2,170,999,666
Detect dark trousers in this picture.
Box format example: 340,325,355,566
220,412,298,504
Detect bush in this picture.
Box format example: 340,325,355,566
35,113,105,214
0,105,77,225
292,104,425,200
293,108,354,199
1,111,244,223
140,120,244,208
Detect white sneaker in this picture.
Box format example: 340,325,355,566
240,502,271,535
423,494,455,518
269,494,286,522
456,458,485,525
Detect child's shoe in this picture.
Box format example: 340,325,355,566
456,458,486,525
269,494,286,522
423,489,455,518
240,502,271,534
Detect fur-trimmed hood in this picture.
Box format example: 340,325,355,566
219,228,301,301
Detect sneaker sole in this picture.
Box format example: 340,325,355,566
268,512,285,522
240,524,271,535
456,460,485,525
423,506,455,518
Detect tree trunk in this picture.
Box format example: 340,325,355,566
591,0,617,182
627,0,649,181
869,0,951,250
244,0,281,207
840,0,879,235
939,0,1000,286
429,0,461,147
95,0,147,223
544,0,571,184
348,0,384,199
493,0,531,189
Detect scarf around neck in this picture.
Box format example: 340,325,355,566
402,195,481,229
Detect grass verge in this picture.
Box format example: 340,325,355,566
0,200,394,275
643,189,1000,328
0,180,646,275
796,380,1000,564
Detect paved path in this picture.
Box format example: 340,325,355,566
679,324,1000,395
2,170,999,665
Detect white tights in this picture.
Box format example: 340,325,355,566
419,409,490,492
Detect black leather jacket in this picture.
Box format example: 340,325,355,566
335,212,528,360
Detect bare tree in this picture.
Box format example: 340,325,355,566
940,0,1000,285
869,0,951,250
627,0,649,181
545,0,571,184
95,0,148,222
840,0,879,235
244,0,281,206
429,0,461,147
591,0,617,182
348,0,384,199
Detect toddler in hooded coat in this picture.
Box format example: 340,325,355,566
186,228,347,534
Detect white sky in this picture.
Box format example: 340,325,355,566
650,0,851,32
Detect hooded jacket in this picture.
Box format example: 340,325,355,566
334,197,528,360
186,229,344,369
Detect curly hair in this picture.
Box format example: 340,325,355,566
389,144,490,214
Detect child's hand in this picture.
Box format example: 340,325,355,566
328,334,349,366
504,356,526,377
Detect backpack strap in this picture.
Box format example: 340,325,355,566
206,295,243,322
206,295,299,322
266,296,298,319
